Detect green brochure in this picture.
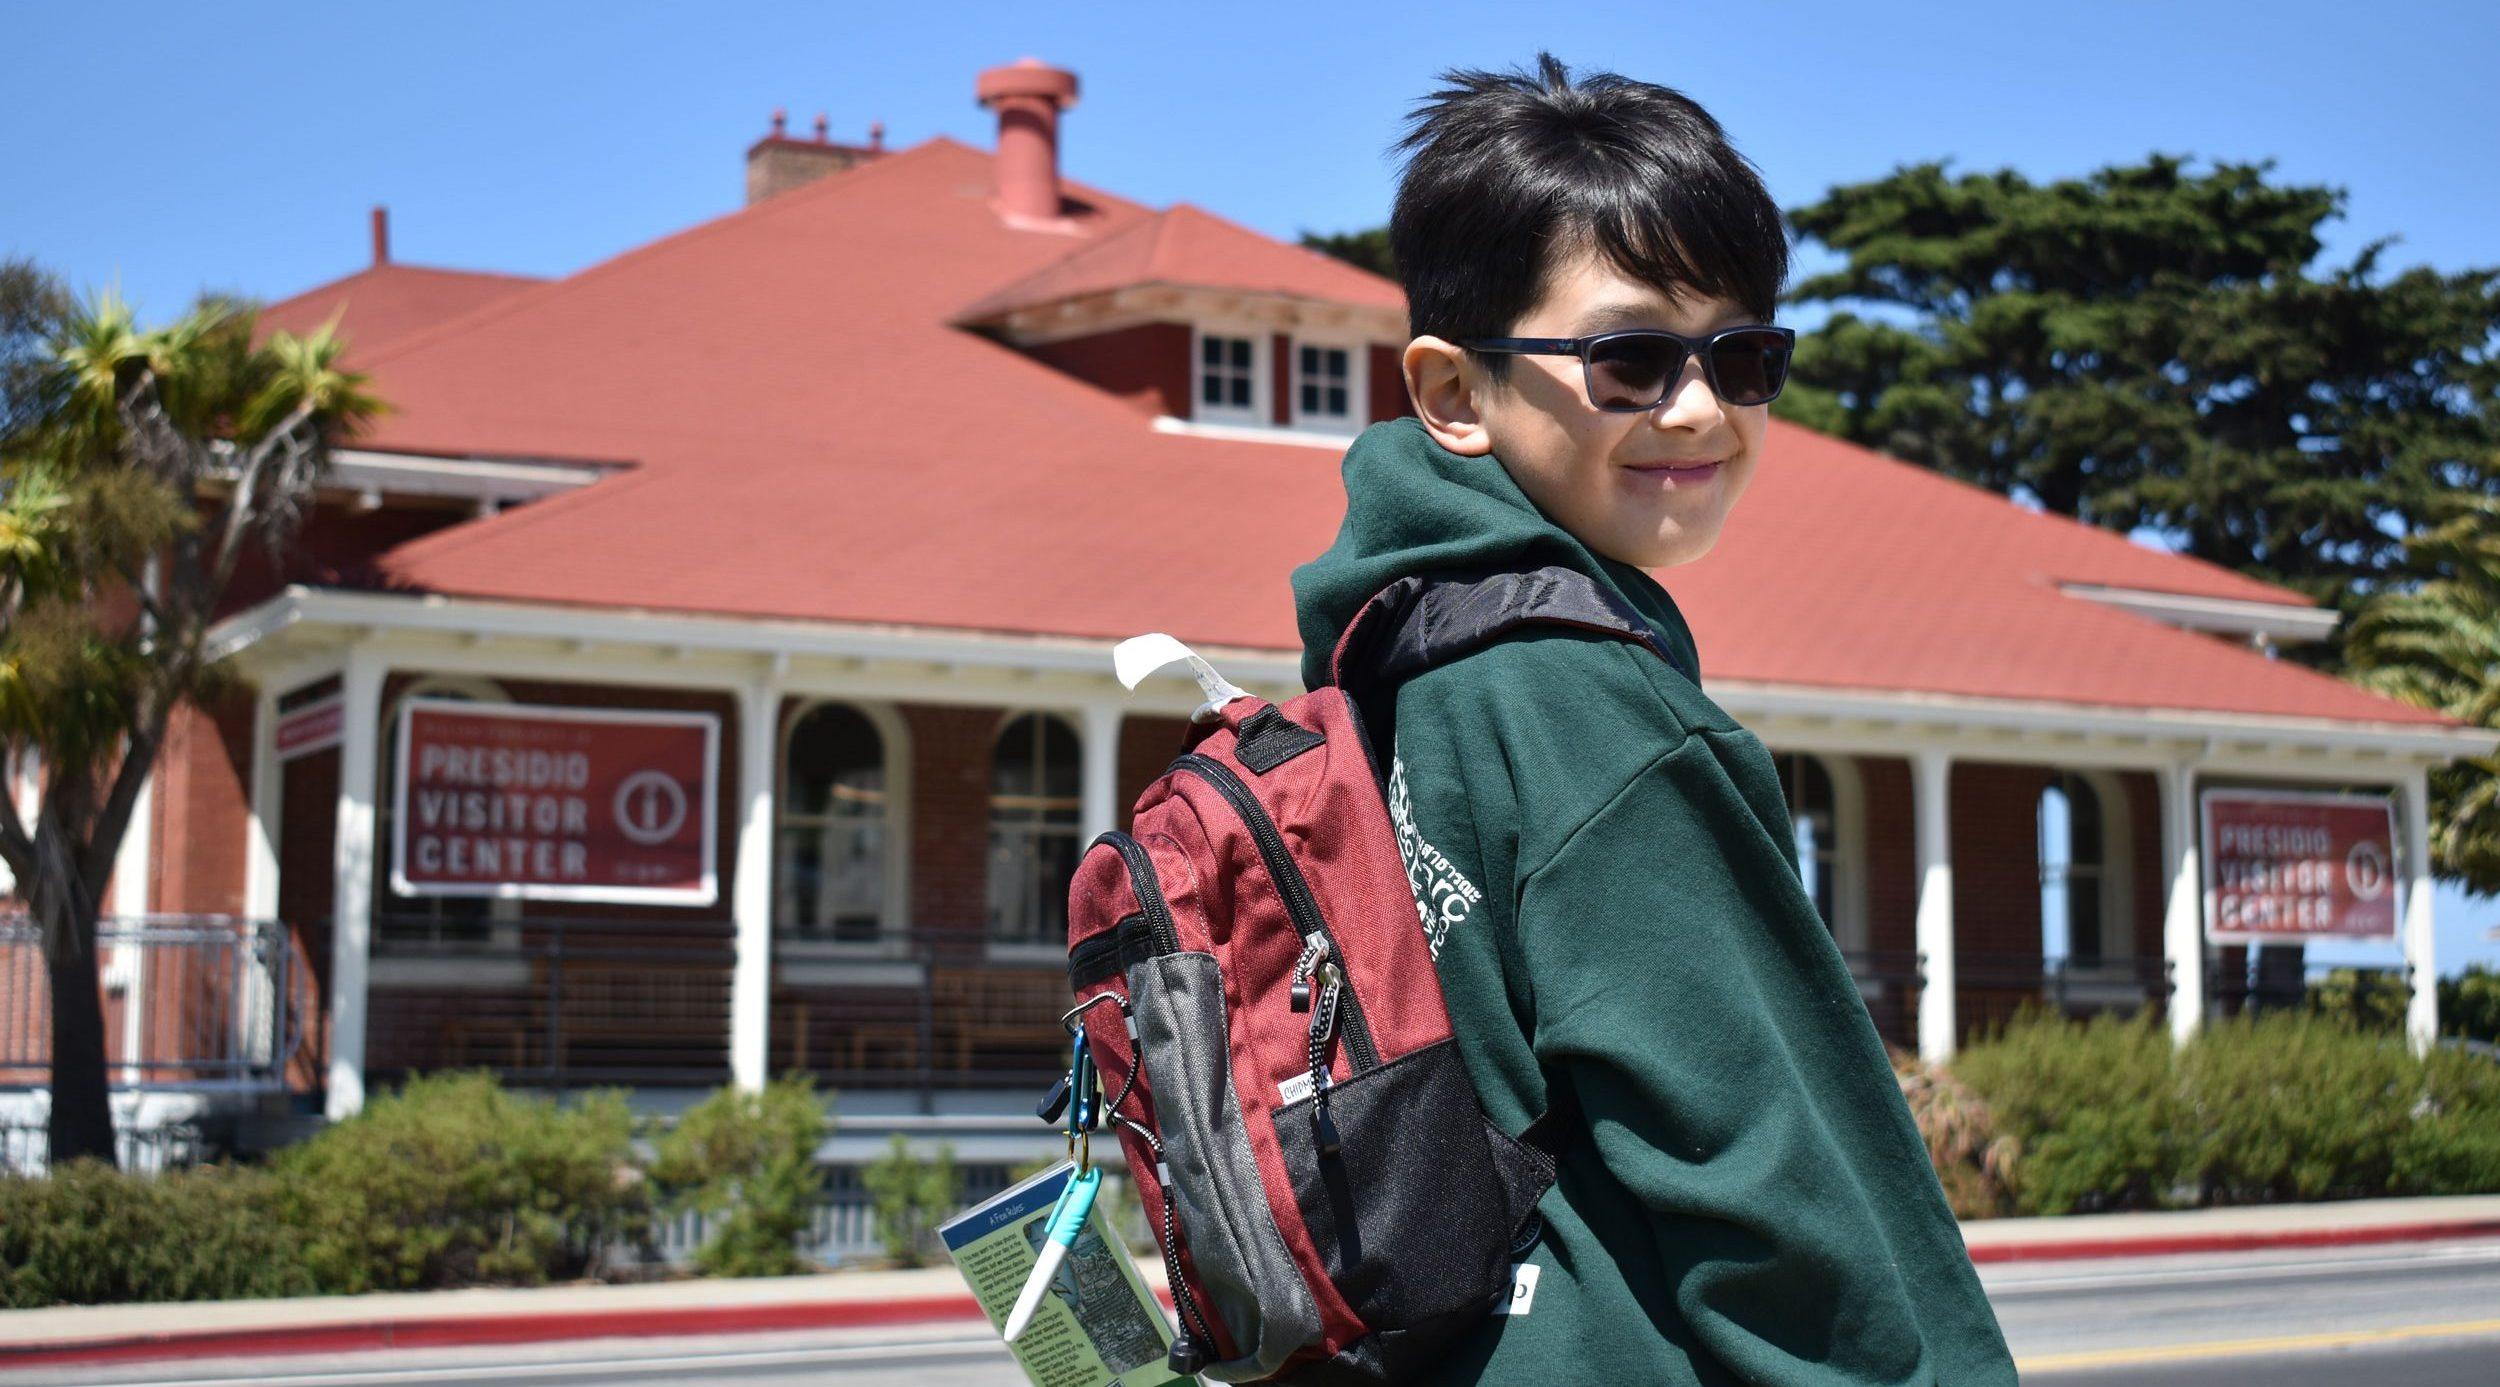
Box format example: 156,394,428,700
939,1159,1196,1387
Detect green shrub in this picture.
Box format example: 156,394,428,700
649,1075,832,1277
862,1132,959,1267
0,1160,315,1308
2443,965,2500,1045
1951,1007,2189,1215
2390,1041,2500,1193
2302,968,2411,1033
1951,1009,2500,1215
2182,1013,2418,1203
270,1070,648,1294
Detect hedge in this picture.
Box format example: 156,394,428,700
1947,1008,2500,1216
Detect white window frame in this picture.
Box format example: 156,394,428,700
772,698,913,963
2040,768,2136,990
983,708,1086,960
1190,324,1268,427
1773,750,1869,956
1288,335,1366,436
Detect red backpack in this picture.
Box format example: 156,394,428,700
1061,564,1689,1382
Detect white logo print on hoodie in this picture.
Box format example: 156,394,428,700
1385,736,1484,961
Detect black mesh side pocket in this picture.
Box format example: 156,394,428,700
1270,1038,1554,1333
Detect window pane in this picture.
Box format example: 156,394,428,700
1230,377,1251,407
1201,375,1222,405
2069,876,2104,964
1326,386,1348,415
1326,348,1348,375
1301,383,1319,413
1229,338,1251,368
784,704,882,816
1038,716,1083,802
1202,337,1222,366
1300,345,1319,374
2068,778,2103,862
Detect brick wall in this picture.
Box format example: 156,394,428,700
1116,715,1193,829
144,690,258,916
901,702,1006,957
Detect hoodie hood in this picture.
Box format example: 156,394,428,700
1290,416,1703,691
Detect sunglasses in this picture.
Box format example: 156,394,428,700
1455,324,1797,410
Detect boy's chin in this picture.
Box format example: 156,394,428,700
1595,527,1715,570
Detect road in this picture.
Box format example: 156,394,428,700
11,1238,2499,1385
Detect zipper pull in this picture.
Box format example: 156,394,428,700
1289,932,1330,1011
1306,966,1344,1157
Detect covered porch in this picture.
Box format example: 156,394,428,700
192,585,2476,1134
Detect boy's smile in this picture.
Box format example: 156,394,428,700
1403,243,1769,571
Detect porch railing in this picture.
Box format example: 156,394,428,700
365,918,1080,1094
0,914,300,1093
2206,957,2412,1021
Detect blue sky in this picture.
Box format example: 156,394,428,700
7,2,2496,971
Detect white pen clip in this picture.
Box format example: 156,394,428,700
1112,633,1253,724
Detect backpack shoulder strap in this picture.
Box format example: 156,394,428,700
1324,563,1694,693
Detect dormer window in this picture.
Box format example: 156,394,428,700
1197,331,1262,424
1296,344,1352,425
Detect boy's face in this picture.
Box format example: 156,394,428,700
1402,244,1768,570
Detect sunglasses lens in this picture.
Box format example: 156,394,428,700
1585,335,1687,410
1708,329,1792,405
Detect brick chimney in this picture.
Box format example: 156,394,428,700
744,109,888,205
371,206,390,266
975,58,1079,227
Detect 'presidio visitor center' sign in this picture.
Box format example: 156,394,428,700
390,698,721,905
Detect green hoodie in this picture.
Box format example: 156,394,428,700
1289,417,2016,1385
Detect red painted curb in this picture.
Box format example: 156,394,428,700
5,1224,2494,1369
0,1293,987,1371
1964,1217,2500,1264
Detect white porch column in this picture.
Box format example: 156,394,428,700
326,651,384,1120
1913,748,1957,1065
1080,703,1124,846
109,764,153,1087
2401,762,2438,1058
2156,760,2206,1047
240,684,283,1067
729,670,782,1092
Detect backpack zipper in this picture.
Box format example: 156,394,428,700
1090,829,1182,957
1168,752,1380,1072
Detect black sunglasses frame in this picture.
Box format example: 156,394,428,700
1455,325,1798,411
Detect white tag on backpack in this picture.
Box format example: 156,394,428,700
1492,1262,1541,1316
1277,1069,1335,1106
1112,632,1252,723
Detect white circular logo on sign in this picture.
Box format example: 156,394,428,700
2345,839,2390,900
614,770,688,846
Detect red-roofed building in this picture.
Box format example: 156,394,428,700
16,59,2488,1178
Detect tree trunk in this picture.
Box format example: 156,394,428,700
44,901,117,1170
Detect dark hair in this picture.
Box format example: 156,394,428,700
1388,52,1789,383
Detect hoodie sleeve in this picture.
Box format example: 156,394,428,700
1515,725,2017,1385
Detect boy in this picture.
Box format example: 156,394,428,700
1289,55,2018,1384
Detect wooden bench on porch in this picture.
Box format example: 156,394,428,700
442,961,807,1074
930,966,1068,1076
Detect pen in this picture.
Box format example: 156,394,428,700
1005,1164,1102,1342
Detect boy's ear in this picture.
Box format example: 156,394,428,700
1403,336,1494,456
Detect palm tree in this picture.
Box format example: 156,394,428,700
0,265,383,1166
2342,493,2500,897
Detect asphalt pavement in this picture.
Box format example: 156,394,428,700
8,1236,2499,1386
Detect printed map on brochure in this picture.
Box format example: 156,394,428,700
938,1160,1195,1387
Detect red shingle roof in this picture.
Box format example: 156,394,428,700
257,263,544,360
953,201,1403,322
281,134,2452,730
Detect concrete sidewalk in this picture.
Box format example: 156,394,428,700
5,1195,2498,1371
